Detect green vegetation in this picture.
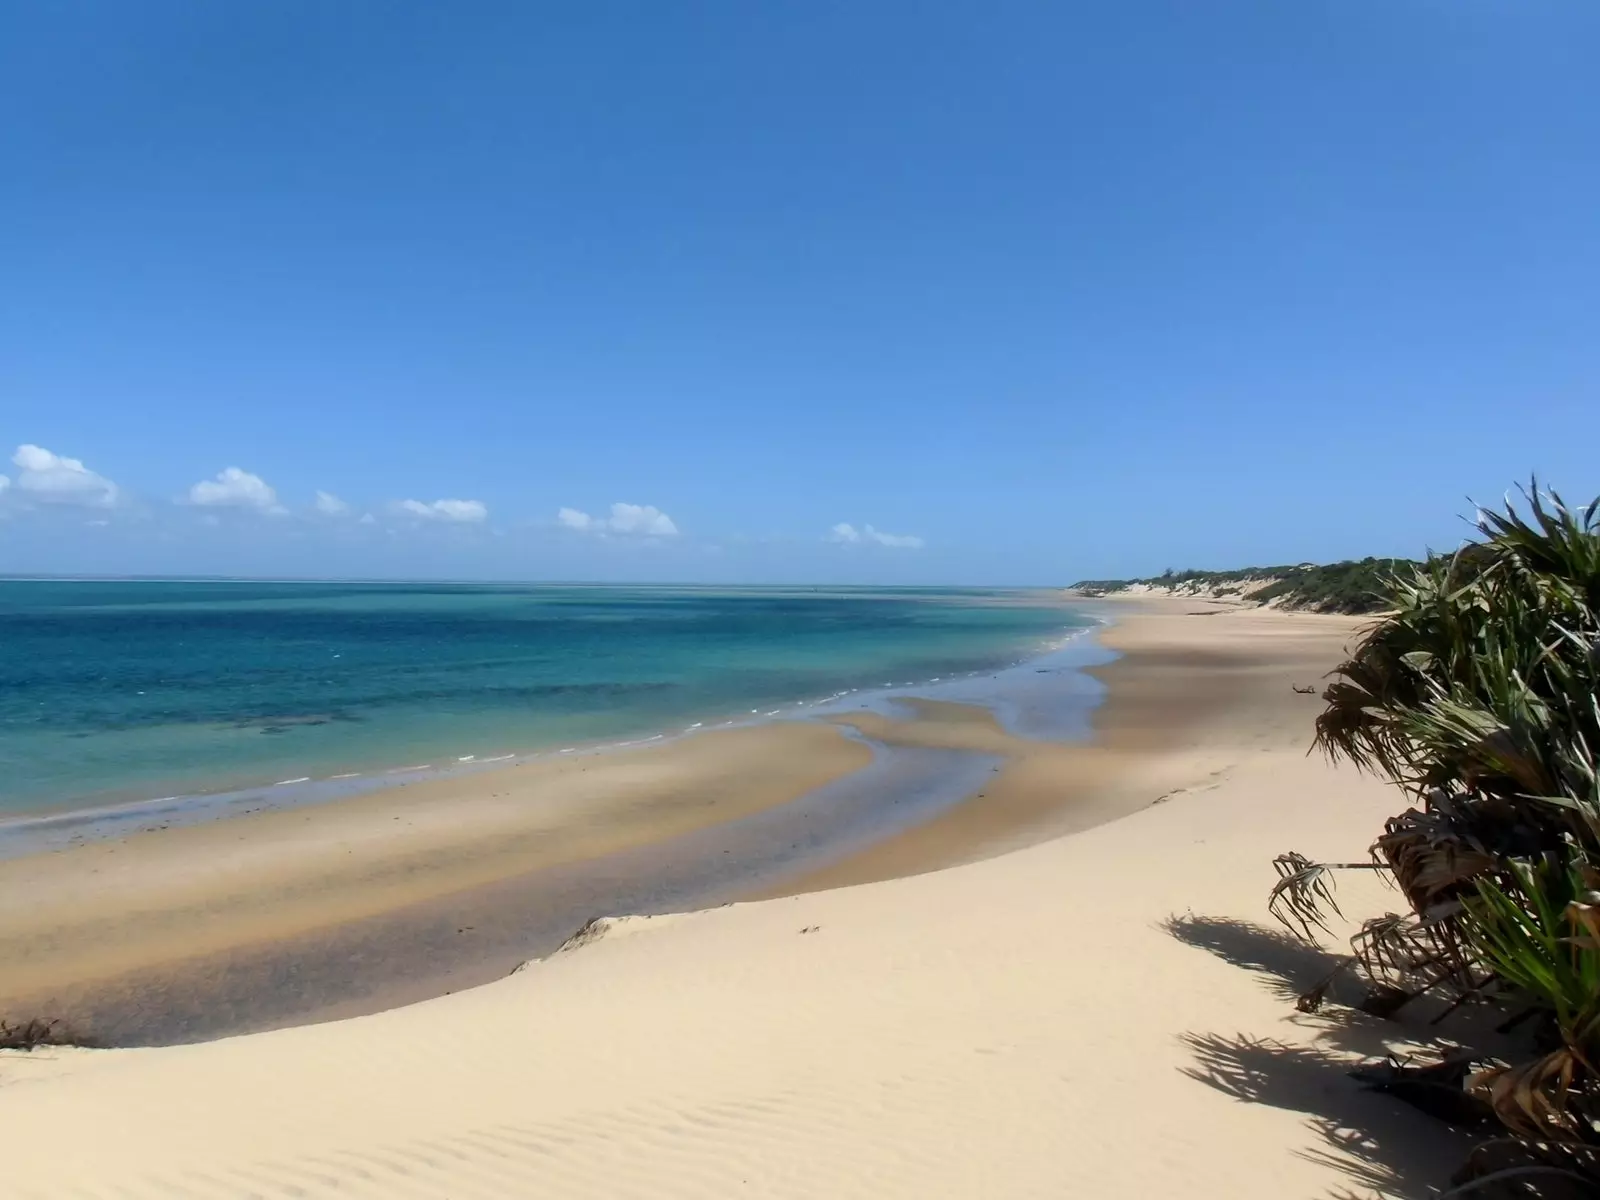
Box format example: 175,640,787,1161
1071,556,1416,614
1269,484,1600,1196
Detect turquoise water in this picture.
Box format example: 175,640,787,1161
0,581,1090,816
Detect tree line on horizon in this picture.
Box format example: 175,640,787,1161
1070,557,1417,614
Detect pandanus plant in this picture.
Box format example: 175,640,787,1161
1267,484,1600,1196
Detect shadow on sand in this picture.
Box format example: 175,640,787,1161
1162,911,1352,1006
1164,913,1474,1200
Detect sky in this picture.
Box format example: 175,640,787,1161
2,1,1597,584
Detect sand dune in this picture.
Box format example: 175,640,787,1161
0,605,1472,1197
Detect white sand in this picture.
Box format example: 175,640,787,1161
0,608,1473,1198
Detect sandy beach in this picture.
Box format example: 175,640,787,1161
0,720,878,1042
0,601,1475,1197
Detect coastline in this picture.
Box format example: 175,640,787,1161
4,598,1346,1049
0,720,875,1042
771,594,1365,891
0,581,1086,829
0,614,1113,1049
0,619,1106,1044
0,616,1095,856
0,598,1470,1198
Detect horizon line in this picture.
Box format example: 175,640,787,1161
0,573,1068,590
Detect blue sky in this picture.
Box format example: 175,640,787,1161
2,2,1596,584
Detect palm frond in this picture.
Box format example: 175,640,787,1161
1273,482,1600,1188
1267,851,1378,940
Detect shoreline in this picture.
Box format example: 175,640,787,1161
0,600,1340,1048
768,594,1361,891
0,599,1465,1198
0,622,1108,1044
0,616,1100,858
0,720,876,1043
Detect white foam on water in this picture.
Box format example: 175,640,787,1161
275,777,311,786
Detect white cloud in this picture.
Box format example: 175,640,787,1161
607,503,678,536
314,490,350,516
829,521,924,549
867,528,924,549
0,475,9,495
189,467,284,513
558,502,679,537
396,498,488,523
358,512,377,525
10,444,119,508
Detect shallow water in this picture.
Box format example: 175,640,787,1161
0,580,1093,819
1,626,1119,1046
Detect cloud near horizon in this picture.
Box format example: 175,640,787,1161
396,498,488,523
8,444,120,508
829,522,924,549
0,445,929,562
558,502,679,537
188,467,285,513
314,490,350,516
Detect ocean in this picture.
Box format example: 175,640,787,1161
0,580,1093,819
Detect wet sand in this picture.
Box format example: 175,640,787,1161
0,721,875,1043
774,596,1354,890
0,599,1353,1045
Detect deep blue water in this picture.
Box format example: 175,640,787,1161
0,580,1089,815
